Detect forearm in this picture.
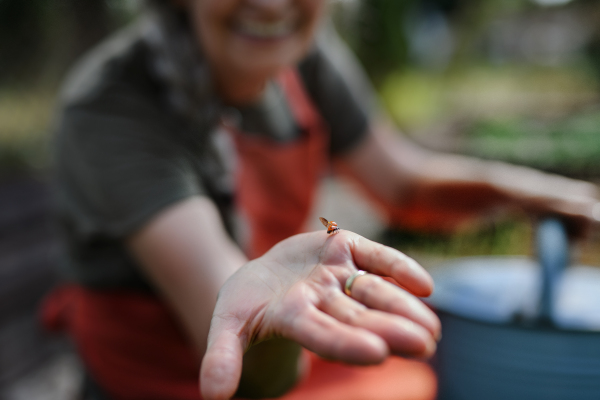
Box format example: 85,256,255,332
127,197,246,353
340,125,598,220
407,149,599,216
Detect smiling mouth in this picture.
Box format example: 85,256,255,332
235,18,296,40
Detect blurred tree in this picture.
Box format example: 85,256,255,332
582,0,600,81
352,0,414,82
0,0,46,85
0,0,130,88
338,0,466,83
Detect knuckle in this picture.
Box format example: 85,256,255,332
371,245,386,263
391,255,411,277
346,305,366,325
354,275,379,300
383,295,404,313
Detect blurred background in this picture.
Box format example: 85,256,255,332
1,0,600,398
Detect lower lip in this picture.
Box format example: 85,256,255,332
232,20,298,43
234,30,295,44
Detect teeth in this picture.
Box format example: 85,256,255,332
237,19,294,38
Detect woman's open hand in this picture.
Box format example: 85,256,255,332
200,230,441,400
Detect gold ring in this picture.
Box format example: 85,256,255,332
344,270,367,296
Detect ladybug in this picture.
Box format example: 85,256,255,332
319,217,340,234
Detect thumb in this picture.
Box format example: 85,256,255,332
200,324,247,400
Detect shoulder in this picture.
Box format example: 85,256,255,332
298,21,377,115
296,22,377,155
59,20,157,108
54,19,184,156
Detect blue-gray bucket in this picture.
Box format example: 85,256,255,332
427,219,600,400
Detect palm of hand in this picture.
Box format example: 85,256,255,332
201,230,440,400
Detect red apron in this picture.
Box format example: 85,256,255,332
41,69,436,400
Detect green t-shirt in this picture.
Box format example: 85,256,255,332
54,20,374,290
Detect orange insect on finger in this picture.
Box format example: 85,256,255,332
320,217,340,234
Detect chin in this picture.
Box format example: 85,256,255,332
227,34,311,75
231,55,295,77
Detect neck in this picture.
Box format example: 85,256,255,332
212,65,273,106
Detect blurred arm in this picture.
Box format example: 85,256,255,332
337,119,600,232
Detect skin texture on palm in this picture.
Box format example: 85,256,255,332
200,230,440,400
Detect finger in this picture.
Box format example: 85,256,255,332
285,306,389,365
349,273,441,338
351,236,434,297
322,291,436,358
200,320,246,400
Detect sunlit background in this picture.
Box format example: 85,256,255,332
1,0,600,398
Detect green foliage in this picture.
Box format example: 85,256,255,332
0,0,47,83
342,0,416,82
0,139,48,177
0,0,135,87
465,112,600,177
0,89,52,174
382,219,533,265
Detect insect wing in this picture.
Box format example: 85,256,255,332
319,217,329,227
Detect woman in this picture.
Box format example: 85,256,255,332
48,0,599,399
